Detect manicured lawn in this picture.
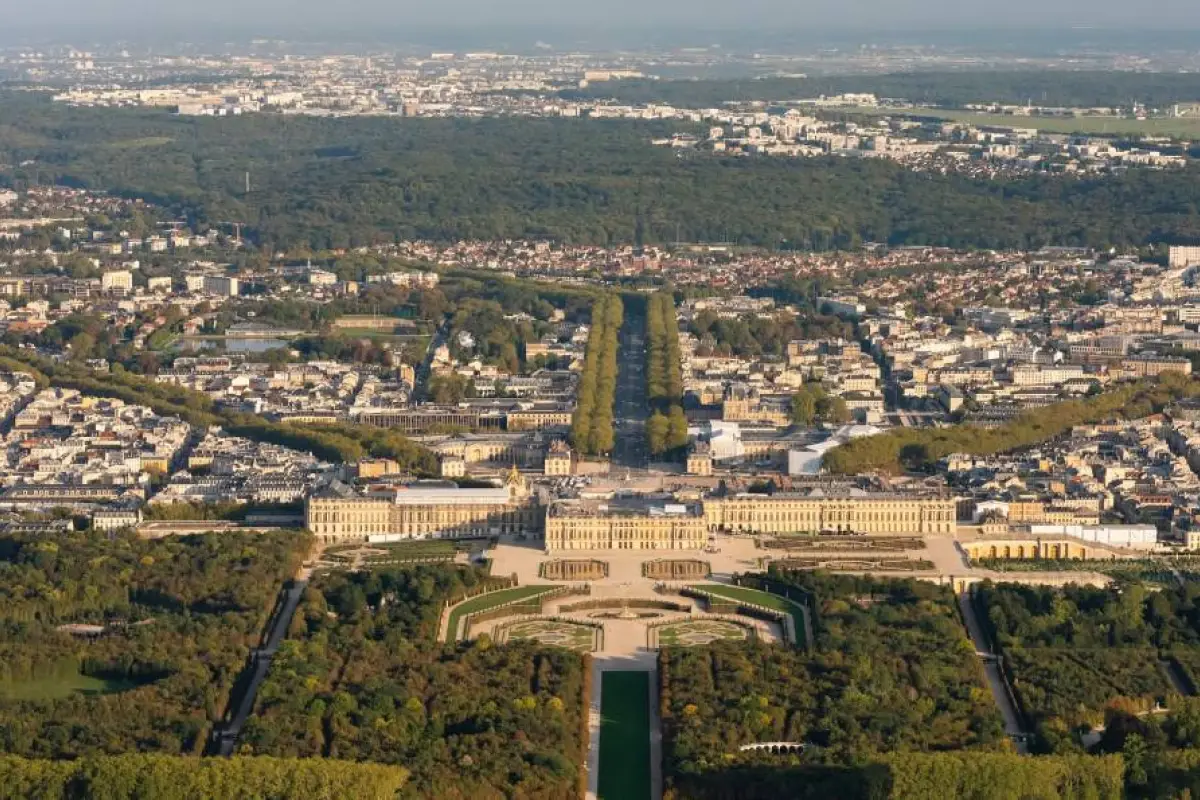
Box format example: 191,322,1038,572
0,668,143,701
656,619,748,647
598,671,651,800
691,583,809,647
503,619,598,652
445,585,556,640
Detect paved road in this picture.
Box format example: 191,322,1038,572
611,311,649,470
412,320,450,403
215,578,308,755
958,591,1029,752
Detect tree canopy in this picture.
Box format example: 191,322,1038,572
3,92,1200,251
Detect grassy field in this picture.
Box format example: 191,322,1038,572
691,583,808,647
598,671,652,800
882,107,1200,137
445,584,556,640
0,670,141,701
104,136,175,150
329,540,457,556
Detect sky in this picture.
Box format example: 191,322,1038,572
6,0,1200,43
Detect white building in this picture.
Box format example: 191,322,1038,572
1027,523,1158,551
1169,246,1200,269
789,423,885,475
100,270,133,293
91,508,142,531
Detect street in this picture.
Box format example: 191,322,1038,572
611,309,649,470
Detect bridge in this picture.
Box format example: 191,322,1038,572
738,742,807,754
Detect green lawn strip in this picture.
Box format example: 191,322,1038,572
445,585,556,640
691,583,808,647
0,670,143,701
598,671,652,800
329,540,457,557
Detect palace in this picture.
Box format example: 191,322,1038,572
305,468,540,544
702,488,956,535
304,475,959,547
545,499,707,552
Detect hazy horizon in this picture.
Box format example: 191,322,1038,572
4,2,1200,49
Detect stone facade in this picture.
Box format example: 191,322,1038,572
702,492,956,535
305,470,540,543
545,501,707,552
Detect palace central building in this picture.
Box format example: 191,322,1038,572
544,498,708,552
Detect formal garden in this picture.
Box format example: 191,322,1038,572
643,559,711,580
652,619,750,647
444,584,559,641
495,619,600,652
760,535,925,552
687,583,808,647
540,559,609,581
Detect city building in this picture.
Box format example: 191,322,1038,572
544,440,573,476
686,442,714,476
1169,245,1200,268
203,275,240,297
100,270,133,293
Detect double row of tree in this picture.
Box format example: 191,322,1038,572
823,372,1200,474
644,293,688,458
570,294,623,457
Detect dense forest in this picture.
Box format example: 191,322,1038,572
662,571,1200,798
824,372,1200,474
562,71,1200,110
570,294,622,456
238,564,587,799
660,571,1006,798
975,581,1200,755
0,753,408,799
644,292,688,458
660,751,1124,800
0,529,307,759
3,92,1200,250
